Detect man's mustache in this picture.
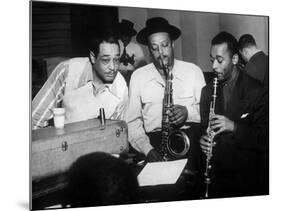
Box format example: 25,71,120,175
158,55,168,61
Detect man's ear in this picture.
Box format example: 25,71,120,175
172,41,175,48
232,53,239,65
239,49,244,56
89,51,96,64
241,48,248,57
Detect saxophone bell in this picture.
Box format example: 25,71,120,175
167,130,190,159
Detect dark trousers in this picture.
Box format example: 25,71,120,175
208,169,268,198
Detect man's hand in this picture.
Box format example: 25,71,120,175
210,114,235,136
167,105,188,126
146,149,163,163
200,134,216,156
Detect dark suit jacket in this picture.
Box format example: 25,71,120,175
245,51,269,87
200,71,269,196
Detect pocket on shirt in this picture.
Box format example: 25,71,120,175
141,84,163,104
142,92,163,104
174,90,194,105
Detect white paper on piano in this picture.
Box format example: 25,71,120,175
137,159,188,187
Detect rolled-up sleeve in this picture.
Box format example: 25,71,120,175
126,73,153,155
110,75,129,121
32,61,68,129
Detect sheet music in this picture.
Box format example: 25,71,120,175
137,159,188,186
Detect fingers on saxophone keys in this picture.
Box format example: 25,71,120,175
166,110,171,115
166,108,175,115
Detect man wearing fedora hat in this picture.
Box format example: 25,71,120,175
126,17,206,164
118,19,147,84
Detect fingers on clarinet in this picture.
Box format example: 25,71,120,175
200,139,207,146
213,114,221,119
202,135,209,141
201,144,210,151
211,120,220,126
205,137,212,143
204,149,211,156
200,145,206,151
214,128,223,136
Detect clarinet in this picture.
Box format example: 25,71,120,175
204,77,218,198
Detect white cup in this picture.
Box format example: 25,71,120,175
52,108,65,129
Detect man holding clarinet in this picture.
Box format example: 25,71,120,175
199,32,269,198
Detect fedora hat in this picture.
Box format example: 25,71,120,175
136,17,181,45
119,19,137,37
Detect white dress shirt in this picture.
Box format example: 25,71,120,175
126,59,206,155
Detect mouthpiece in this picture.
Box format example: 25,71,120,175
159,55,165,67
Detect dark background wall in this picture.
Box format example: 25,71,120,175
31,2,268,98
119,7,268,73
32,1,118,59
32,1,72,59
31,1,118,98
70,4,118,57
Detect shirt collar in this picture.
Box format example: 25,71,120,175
222,68,239,91
92,81,112,95
172,60,185,81
84,64,113,95
76,58,119,97
146,63,165,86
145,59,182,86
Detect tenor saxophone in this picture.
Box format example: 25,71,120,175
204,77,218,198
159,56,190,161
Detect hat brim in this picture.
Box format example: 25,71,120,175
136,25,181,45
